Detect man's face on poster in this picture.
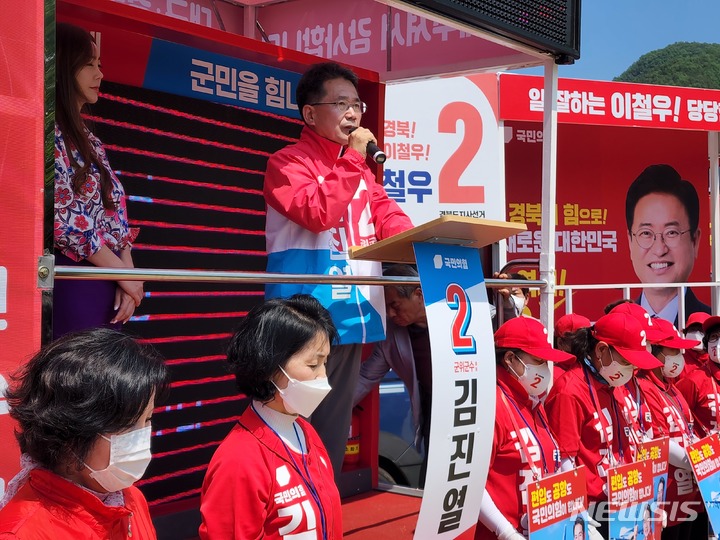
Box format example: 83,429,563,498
628,192,700,285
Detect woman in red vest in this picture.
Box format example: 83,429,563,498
0,329,168,539
475,317,575,540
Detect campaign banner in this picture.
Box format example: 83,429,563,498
527,466,589,540
384,74,505,226
504,118,712,322
110,0,245,34
607,459,655,540
686,433,720,532
637,437,670,539
413,242,495,538
144,39,302,119
500,74,720,131
257,0,523,81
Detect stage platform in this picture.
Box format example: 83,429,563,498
342,488,477,539
156,487,478,539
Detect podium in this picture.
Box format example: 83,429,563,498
351,216,526,540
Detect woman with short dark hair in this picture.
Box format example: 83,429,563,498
0,328,169,539
199,294,343,539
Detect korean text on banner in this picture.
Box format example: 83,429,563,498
527,466,588,540
413,242,495,538
687,433,720,532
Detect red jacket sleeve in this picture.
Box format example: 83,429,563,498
368,177,414,239
264,148,367,234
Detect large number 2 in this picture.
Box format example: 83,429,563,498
445,283,476,354
437,101,485,203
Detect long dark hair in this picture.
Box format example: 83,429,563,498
56,22,114,209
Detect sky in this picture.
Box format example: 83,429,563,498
521,0,720,81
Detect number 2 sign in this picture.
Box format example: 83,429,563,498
384,73,504,226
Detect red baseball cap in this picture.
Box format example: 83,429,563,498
652,317,700,350
495,317,575,362
592,312,663,369
685,312,711,332
555,313,591,336
703,316,720,334
609,303,666,344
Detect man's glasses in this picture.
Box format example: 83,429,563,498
631,227,691,249
310,100,367,114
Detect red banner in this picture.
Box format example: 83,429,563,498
500,73,720,131
504,119,711,321
0,0,45,497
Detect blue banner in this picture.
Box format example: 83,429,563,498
144,39,302,118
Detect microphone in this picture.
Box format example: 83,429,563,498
348,127,387,164
367,142,387,164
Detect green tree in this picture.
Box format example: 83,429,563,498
614,42,720,89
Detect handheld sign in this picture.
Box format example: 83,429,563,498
687,433,720,532
607,459,654,540
527,466,589,540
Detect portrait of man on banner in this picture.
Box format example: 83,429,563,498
625,164,711,325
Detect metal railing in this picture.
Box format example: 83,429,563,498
38,256,545,291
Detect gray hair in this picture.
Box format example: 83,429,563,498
383,264,419,299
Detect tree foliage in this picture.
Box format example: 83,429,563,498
614,42,720,89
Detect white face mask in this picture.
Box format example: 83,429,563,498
84,426,152,492
510,355,551,396
685,331,704,351
661,352,685,378
274,366,332,418
599,349,635,387
510,294,526,315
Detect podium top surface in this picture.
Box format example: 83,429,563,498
349,216,527,264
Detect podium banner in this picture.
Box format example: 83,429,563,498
412,242,495,539
527,466,589,540
687,433,720,532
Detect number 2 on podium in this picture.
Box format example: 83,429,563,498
445,283,476,354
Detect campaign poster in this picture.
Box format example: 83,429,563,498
413,242,495,538
383,74,505,226
527,466,589,540
607,460,655,540
637,437,670,539
502,75,715,323
686,433,720,532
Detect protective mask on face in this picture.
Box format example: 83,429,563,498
710,344,720,364
685,331,704,351
274,366,332,418
509,355,551,396
510,294,526,315
598,349,634,387
84,426,152,492
661,352,685,378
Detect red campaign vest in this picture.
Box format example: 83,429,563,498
0,469,156,539
476,367,559,540
676,360,720,436
546,362,631,501
636,371,702,525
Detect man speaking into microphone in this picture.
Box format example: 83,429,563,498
263,62,413,478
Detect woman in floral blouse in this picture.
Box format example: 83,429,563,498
53,23,142,338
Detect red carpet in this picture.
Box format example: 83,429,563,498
342,490,477,539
